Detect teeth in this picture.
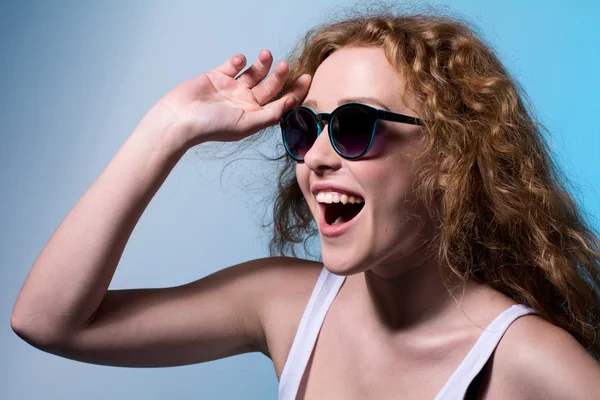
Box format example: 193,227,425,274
332,216,344,225
316,191,364,204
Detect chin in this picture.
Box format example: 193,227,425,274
320,246,372,277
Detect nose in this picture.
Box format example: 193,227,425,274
303,122,342,172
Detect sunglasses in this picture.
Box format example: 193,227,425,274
280,102,422,162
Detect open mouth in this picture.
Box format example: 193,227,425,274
322,201,365,225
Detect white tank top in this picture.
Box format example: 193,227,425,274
278,267,536,400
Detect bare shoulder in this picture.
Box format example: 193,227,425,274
248,256,323,375
242,255,323,295
216,255,322,307
485,314,600,399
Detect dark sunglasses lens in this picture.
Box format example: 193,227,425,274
283,108,317,160
331,105,375,157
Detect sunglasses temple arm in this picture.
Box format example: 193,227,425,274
378,110,423,126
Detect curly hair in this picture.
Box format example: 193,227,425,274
266,12,600,357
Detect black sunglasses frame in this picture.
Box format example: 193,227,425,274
281,102,423,162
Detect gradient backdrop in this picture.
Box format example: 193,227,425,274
1,1,599,399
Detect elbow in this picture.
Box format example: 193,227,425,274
10,309,67,351
11,311,39,348
11,311,46,348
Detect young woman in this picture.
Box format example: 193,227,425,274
11,13,600,399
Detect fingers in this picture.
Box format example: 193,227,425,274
251,61,291,105
214,53,247,77
213,51,298,107
280,74,312,112
281,74,312,112
247,74,312,128
236,50,273,88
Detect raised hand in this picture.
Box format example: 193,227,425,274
10,49,309,372
137,50,311,151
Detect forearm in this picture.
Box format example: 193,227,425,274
11,125,187,344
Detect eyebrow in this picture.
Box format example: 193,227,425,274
301,97,393,112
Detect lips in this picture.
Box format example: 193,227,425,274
310,182,367,237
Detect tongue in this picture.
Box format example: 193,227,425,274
331,216,347,225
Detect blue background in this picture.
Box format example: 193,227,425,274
1,1,598,399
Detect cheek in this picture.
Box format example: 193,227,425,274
295,164,314,213
363,163,418,218
295,164,310,196
363,121,387,158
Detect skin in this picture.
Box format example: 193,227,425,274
297,47,500,332
293,46,600,399
11,45,600,399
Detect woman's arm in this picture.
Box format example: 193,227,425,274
10,51,311,366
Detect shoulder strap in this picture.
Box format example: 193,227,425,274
278,267,346,400
434,304,536,399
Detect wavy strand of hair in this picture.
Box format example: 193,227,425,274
267,10,600,358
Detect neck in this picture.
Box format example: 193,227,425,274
349,253,471,331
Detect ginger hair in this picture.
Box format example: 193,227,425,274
267,12,600,357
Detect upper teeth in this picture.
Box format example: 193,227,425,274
315,191,365,205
